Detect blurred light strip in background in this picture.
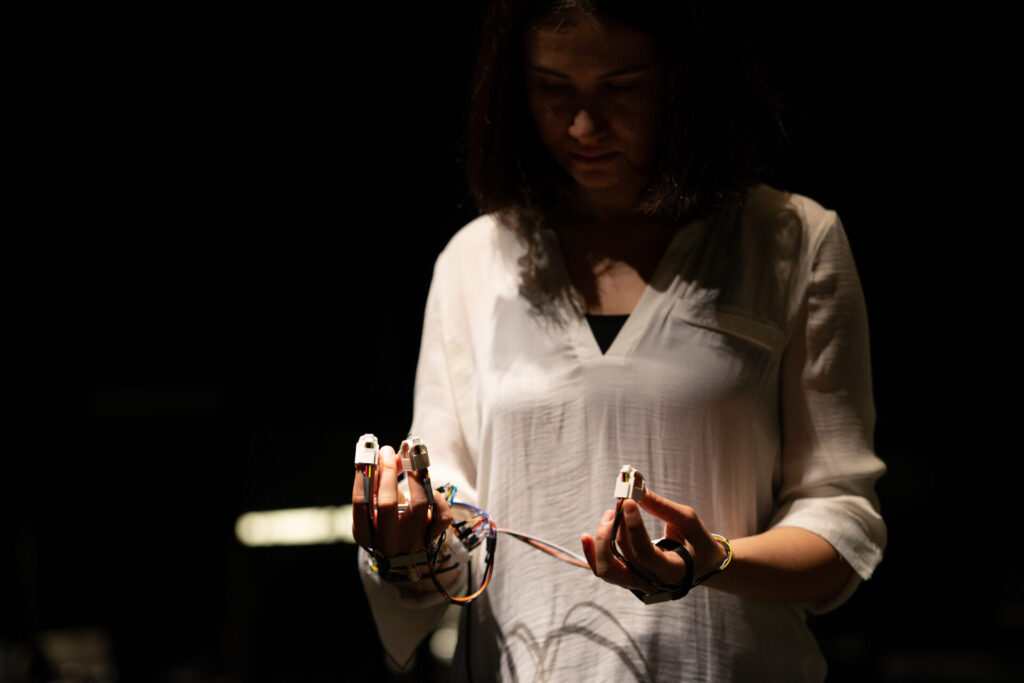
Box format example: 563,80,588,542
235,505,355,546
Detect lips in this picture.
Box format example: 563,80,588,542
568,150,618,164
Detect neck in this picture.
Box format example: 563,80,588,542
572,183,649,223
557,216,668,264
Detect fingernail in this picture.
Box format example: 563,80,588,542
601,509,614,523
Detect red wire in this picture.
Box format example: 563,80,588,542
428,519,496,604
497,528,591,570
524,538,590,569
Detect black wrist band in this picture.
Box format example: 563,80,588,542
631,537,694,604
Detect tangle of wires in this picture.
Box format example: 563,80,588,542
428,489,499,604
355,435,501,605
355,434,601,607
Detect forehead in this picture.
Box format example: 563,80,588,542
525,15,659,75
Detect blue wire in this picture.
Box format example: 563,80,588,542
453,501,488,517
452,501,497,538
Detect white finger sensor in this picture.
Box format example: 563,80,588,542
355,433,380,466
400,435,431,471
613,465,645,502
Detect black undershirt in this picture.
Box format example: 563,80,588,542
585,313,629,354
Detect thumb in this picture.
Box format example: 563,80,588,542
638,488,703,538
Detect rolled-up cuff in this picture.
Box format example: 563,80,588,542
769,495,886,613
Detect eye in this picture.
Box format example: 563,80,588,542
536,81,570,93
605,80,639,92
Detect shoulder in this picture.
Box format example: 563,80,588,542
435,212,527,277
709,185,849,331
429,213,524,307
437,214,501,264
741,185,841,258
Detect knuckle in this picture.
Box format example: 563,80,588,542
407,499,427,518
635,542,656,562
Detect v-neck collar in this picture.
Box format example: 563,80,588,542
585,313,629,355
539,219,703,361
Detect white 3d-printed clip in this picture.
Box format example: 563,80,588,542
355,434,380,466
613,465,645,501
400,436,430,471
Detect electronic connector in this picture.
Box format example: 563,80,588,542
613,465,645,502
355,433,380,466
400,436,431,471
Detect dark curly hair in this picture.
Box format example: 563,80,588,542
466,0,784,308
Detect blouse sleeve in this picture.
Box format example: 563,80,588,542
770,215,887,613
358,249,477,666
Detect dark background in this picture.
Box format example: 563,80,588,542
3,3,1021,681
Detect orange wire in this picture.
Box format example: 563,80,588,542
496,528,590,569
524,538,590,569
429,519,496,604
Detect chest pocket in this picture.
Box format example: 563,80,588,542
669,297,786,356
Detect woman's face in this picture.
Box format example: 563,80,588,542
525,15,663,213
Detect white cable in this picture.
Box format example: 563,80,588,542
499,527,588,566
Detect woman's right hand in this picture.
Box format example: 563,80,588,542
351,442,453,555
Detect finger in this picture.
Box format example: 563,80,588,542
620,499,688,586
404,470,429,552
612,502,661,592
641,488,724,580
617,499,653,558
351,470,371,547
426,490,453,544
580,534,597,573
376,446,401,554
592,508,648,591
639,488,701,535
396,440,407,476
591,509,618,576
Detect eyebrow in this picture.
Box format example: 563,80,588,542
529,64,654,79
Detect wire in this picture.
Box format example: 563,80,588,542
498,528,590,569
427,508,497,605
609,498,626,565
609,498,660,589
362,464,377,552
356,439,613,605
421,471,435,541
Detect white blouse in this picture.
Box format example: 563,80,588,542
360,186,886,682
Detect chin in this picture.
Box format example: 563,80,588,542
570,168,628,189
572,172,645,195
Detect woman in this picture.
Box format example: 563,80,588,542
354,2,886,680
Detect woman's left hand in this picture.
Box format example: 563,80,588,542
580,488,727,596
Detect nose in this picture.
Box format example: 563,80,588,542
568,108,605,142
